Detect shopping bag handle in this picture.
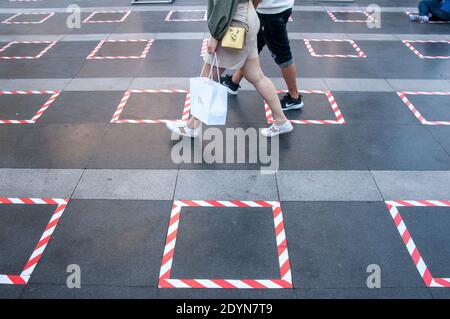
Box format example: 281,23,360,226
201,52,220,80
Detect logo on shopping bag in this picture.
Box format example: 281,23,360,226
198,96,204,105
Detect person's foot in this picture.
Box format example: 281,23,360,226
280,93,304,111
261,120,294,137
166,121,200,138
220,75,240,95
409,14,429,23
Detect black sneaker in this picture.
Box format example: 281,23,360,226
220,75,240,95
280,93,304,111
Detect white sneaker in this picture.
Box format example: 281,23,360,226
261,120,294,137
165,121,200,138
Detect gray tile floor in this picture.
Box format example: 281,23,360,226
0,0,449,299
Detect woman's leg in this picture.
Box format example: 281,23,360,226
187,62,225,128
240,57,288,125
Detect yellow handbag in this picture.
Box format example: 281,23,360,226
221,1,250,50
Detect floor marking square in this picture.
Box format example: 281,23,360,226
264,90,345,125
304,39,367,58
397,91,450,125
82,11,131,24
0,90,61,124
1,12,54,24
402,40,450,59
405,11,450,24
165,10,207,22
158,200,292,289
0,41,58,60
86,39,154,60
0,198,69,285
327,10,376,23
111,89,191,124
385,200,450,288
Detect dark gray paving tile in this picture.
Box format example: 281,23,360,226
6,124,107,169
135,39,203,78
349,124,450,170
0,94,51,121
171,206,280,279
76,59,144,78
294,288,432,299
282,91,338,122
332,92,420,124
215,91,267,125
88,124,179,169
0,203,55,274
0,125,27,167
429,288,450,299
397,206,450,279
91,41,150,58
427,126,450,156
121,90,187,121
0,14,73,36
278,125,367,170
404,95,450,122
22,284,158,299
282,202,425,289
39,91,125,124
0,42,52,58
0,286,25,299
43,41,99,58
5,58,86,79
30,199,171,287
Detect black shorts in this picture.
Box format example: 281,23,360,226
257,8,293,68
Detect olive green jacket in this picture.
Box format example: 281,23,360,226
207,0,247,39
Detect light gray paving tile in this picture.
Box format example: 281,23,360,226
65,78,133,91
277,170,382,201
302,32,350,40
325,78,393,92
386,79,450,92
348,33,397,41
60,34,109,42
0,35,63,42
395,34,447,41
72,169,178,200
371,171,450,200
0,79,72,91
175,170,278,200
0,169,82,198
129,77,190,90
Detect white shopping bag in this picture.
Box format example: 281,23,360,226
190,54,228,125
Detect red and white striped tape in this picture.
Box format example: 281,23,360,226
83,11,131,24
327,10,376,23
304,39,367,58
2,12,55,24
200,39,208,57
402,40,450,59
0,90,61,124
0,41,58,60
159,200,292,289
385,200,450,288
265,90,345,125
87,39,154,60
405,11,450,24
0,198,69,285
111,89,190,124
165,10,207,22
397,91,450,125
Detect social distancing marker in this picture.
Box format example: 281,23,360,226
0,90,61,124
0,198,69,285
265,90,345,125
83,11,131,24
327,10,376,23
165,10,207,22
200,39,208,57
385,200,450,288
397,91,450,125
304,39,367,58
405,11,450,24
111,89,191,124
87,39,154,60
1,12,55,24
158,200,293,289
402,40,450,59
0,41,58,60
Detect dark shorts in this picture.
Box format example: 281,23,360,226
257,8,293,68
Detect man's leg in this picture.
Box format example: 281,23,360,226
281,62,299,99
